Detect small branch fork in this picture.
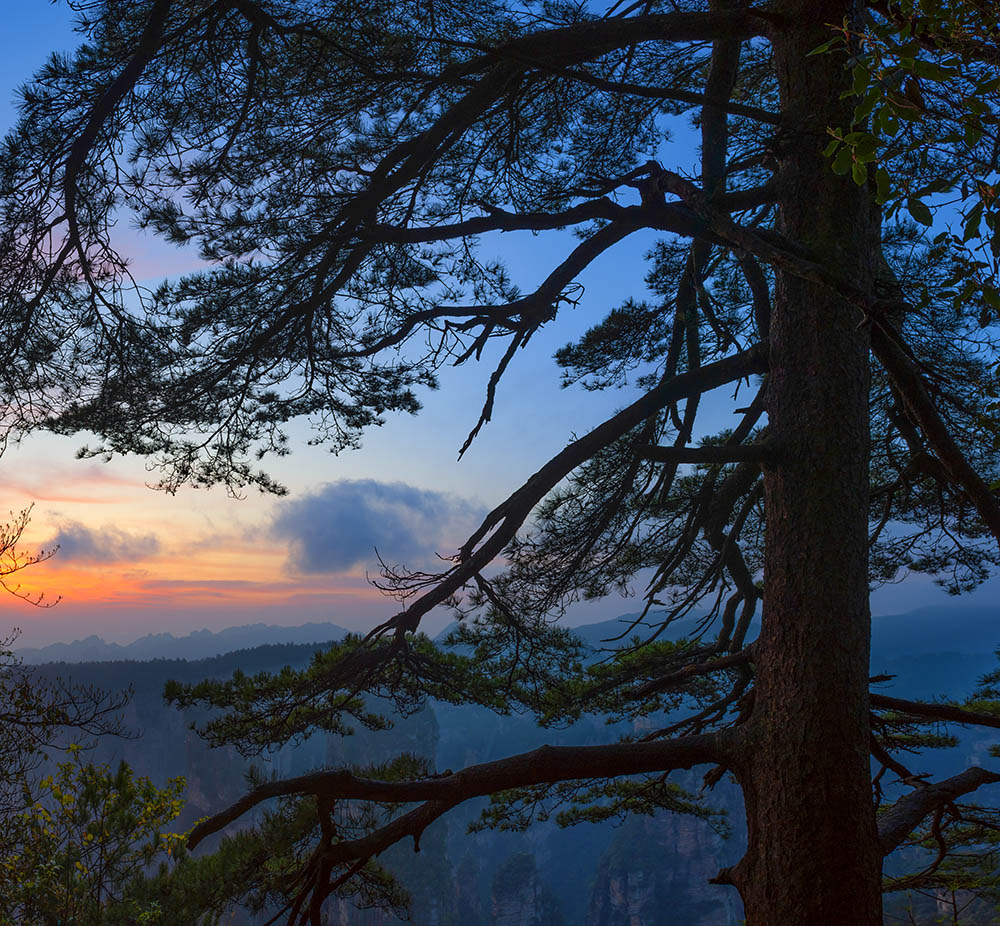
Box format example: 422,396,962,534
878,767,1000,857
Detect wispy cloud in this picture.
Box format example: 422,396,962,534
271,479,484,574
2,463,144,505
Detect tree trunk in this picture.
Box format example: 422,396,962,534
731,3,883,922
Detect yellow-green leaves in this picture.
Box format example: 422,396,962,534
0,752,187,925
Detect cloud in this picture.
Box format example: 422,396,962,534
2,463,144,505
271,480,484,574
47,522,160,564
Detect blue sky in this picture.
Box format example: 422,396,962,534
0,3,992,647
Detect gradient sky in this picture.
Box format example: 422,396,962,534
0,4,993,647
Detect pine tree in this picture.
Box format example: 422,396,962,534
4,1,1000,922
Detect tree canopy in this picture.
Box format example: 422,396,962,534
5,0,1000,923
0,746,187,926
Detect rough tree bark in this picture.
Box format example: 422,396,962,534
733,2,884,921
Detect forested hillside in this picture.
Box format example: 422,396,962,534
24,607,1000,925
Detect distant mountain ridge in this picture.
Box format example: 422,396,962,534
13,602,999,667
14,621,349,664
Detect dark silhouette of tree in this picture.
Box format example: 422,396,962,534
4,0,1000,922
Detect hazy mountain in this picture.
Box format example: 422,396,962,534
14,621,349,664
17,602,997,667
871,604,1000,658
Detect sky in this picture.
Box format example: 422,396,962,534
0,3,994,648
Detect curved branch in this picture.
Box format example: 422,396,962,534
878,767,1000,856
188,729,731,850
871,693,1000,731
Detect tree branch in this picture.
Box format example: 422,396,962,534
481,9,772,69
300,7,771,269
869,318,1000,550
548,67,780,124
878,767,1000,856
372,343,767,636
871,693,1000,731
645,169,1000,556
631,645,756,698
187,730,731,850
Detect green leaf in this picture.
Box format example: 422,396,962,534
907,197,933,226
806,38,839,57
893,103,925,121
851,64,871,95
963,202,984,242
875,167,892,205
983,286,1000,312
965,124,984,147
831,147,853,176
878,107,900,137
854,135,879,162
911,59,955,82
853,89,880,125
852,161,868,186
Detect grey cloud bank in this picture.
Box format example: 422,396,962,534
47,522,160,563
272,479,485,574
